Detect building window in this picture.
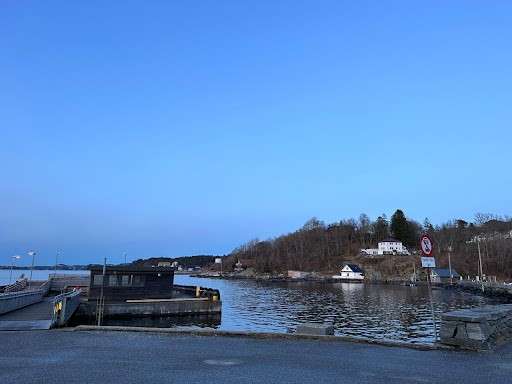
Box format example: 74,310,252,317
93,275,103,286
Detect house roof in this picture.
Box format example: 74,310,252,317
432,268,460,278
344,264,364,273
380,238,401,243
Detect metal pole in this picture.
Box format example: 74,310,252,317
55,252,59,277
448,245,453,285
426,267,438,341
97,257,107,326
28,250,36,286
124,252,127,264
477,239,484,292
9,258,14,284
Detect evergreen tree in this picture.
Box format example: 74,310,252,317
423,217,434,232
390,209,409,243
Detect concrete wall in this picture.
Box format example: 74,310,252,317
0,290,45,315
440,304,512,350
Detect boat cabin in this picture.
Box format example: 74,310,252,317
88,265,175,302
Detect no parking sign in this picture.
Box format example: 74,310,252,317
420,234,436,268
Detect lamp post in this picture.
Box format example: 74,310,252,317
28,250,36,286
9,255,21,284
55,251,60,277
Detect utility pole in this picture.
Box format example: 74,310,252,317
123,252,127,264
477,239,484,292
448,245,453,285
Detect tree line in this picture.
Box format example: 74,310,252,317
229,210,512,279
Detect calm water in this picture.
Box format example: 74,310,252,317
2,270,499,344
0,269,89,285
174,275,498,343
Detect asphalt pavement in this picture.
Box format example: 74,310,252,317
0,330,511,384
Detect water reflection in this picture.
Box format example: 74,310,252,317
172,275,500,343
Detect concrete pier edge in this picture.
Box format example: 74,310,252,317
71,325,457,352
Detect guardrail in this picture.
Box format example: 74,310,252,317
2,278,28,293
51,289,82,327
0,289,46,315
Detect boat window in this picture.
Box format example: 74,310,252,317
132,275,145,287
108,275,119,286
121,275,130,286
93,275,103,286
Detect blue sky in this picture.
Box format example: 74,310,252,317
1,1,511,265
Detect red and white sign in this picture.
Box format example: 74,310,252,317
420,234,434,256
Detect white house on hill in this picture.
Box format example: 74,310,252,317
361,238,410,256
333,264,364,280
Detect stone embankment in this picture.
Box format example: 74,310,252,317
440,305,512,350
454,280,512,300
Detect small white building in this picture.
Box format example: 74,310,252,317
361,238,410,256
287,270,311,279
157,261,171,267
430,268,461,283
234,259,245,272
333,264,364,280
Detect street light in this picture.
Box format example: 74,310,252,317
55,251,61,277
28,250,36,286
9,255,21,284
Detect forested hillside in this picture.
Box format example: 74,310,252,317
229,211,512,279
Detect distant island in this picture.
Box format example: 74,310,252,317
0,255,221,271
0,264,90,271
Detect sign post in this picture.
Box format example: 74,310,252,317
215,257,223,276
420,234,438,341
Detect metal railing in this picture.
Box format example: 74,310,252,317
2,278,28,293
51,289,82,327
